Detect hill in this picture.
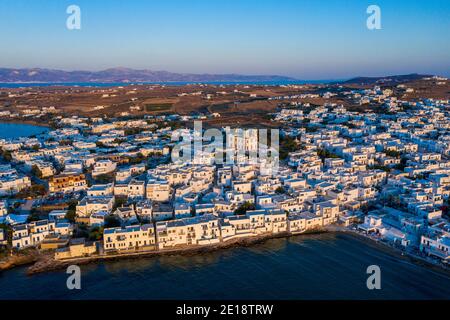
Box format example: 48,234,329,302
342,73,433,86
0,67,297,83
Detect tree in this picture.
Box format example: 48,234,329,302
0,223,12,246
74,224,89,239
31,165,43,178
387,195,402,209
317,148,340,161
234,202,256,215
113,138,126,144
441,199,450,218
344,121,357,129
384,149,401,158
368,165,391,173
113,197,128,211
305,126,319,133
0,149,12,161
65,210,76,223
59,139,73,146
89,227,104,241
96,141,108,148
275,186,286,194
27,209,41,223
124,127,145,136
415,174,426,180
94,173,114,184
16,184,47,199
128,152,146,165
279,136,299,160
65,199,78,223
104,216,121,228
394,157,408,171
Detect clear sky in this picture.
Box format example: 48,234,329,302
0,0,449,79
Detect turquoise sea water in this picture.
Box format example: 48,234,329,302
0,233,449,300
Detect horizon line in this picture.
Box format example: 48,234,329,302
0,66,443,82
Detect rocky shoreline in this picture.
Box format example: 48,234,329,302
0,249,40,272
26,230,328,275
2,227,449,277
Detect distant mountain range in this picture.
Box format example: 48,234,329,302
342,73,432,85
0,68,435,85
0,67,297,83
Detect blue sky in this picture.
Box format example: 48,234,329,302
0,0,449,79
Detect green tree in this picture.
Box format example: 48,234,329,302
279,136,299,160
65,199,78,223
96,141,108,148
16,184,47,199
113,138,126,144
128,152,146,165
384,149,402,158
27,209,41,223
104,216,121,228
31,165,43,178
317,148,340,161
74,224,89,239
234,202,256,215
59,139,73,146
113,197,128,210
124,127,145,136
368,165,391,173
394,157,408,171
275,186,286,194
89,227,104,241
1,149,12,161
94,173,115,184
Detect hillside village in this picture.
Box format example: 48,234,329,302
0,78,449,268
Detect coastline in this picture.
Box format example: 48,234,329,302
4,230,450,300
1,227,449,282
0,249,40,272
26,230,326,275
333,228,450,276
8,227,447,277
0,118,50,129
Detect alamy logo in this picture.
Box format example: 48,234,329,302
366,265,381,290
66,5,81,30
171,121,279,174
366,5,381,30
66,265,81,290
